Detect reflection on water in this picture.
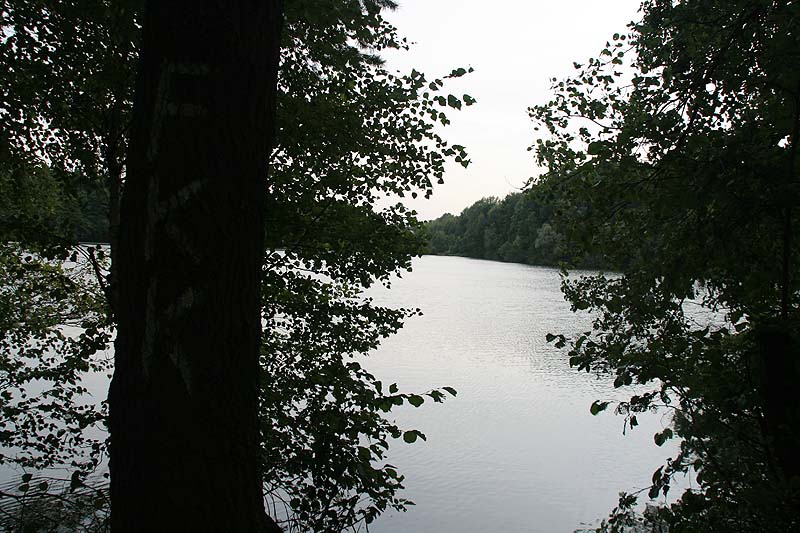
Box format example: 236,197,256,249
363,256,682,533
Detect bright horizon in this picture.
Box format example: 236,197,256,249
381,0,642,221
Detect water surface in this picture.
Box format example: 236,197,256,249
363,255,681,533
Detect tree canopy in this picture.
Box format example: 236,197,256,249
0,0,470,530
424,190,604,267
530,0,800,530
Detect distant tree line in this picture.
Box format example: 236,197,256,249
423,190,602,268
0,160,110,244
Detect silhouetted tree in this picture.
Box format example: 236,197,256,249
2,0,468,529
109,2,283,531
532,0,800,529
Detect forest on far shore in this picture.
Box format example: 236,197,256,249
423,190,602,268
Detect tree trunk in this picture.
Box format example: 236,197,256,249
757,323,800,483
109,2,283,531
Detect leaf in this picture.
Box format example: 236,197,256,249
442,386,457,397
587,141,604,155
428,390,444,402
402,431,418,443
69,471,83,493
389,383,398,394
590,400,610,415
654,428,673,446
652,465,664,484
358,446,371,461
447,94,462,110
407,394,424,407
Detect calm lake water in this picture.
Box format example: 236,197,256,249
1,253,683,531
363,255,681,533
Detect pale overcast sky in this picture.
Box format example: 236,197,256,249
380,0,642,220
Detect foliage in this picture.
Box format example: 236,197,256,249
0,138,111,482
0,242,109,473
531,0,800,530
0,0,135,486
0,0,137,243
0,154,110,244
0,474,110,532
259,2,467,528
1,0,468,531
424,191,601,267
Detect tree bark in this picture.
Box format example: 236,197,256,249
109,2,283,531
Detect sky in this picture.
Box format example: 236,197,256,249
379,0,643,220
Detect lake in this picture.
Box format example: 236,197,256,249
362,255,681,533
0,253,682,532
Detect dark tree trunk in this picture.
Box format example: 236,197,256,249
109,2,283,532
757,323,800,483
